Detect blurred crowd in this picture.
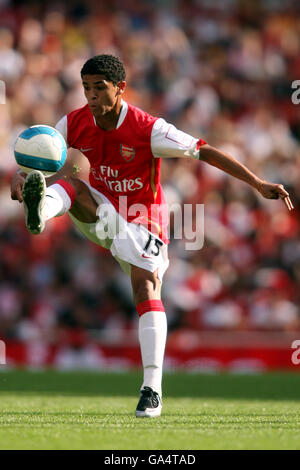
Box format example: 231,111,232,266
1,0,300,347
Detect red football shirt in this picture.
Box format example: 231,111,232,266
56,101,205,244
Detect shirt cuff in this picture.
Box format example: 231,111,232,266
188,139,207,159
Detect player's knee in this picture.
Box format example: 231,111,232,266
134,281,152,300
132,278,161,305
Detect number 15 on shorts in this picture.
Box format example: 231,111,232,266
143,234,163,256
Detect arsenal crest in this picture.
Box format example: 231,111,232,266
120,144,135,162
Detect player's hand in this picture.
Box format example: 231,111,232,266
11,170,26,202
258,181,294,211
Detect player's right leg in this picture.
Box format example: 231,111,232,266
22,170,98,234
131,266,167,418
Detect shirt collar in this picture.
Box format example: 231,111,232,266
93,99,128,129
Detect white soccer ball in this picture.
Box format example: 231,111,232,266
14,125,67,177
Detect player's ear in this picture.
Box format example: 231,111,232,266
116,81,126,96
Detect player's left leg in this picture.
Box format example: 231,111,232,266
131,265,167,418
22,170,98,234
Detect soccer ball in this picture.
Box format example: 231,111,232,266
14,125,67,177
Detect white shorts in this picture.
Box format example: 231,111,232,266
68,182,169,283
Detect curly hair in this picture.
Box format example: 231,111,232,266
80,55,126,85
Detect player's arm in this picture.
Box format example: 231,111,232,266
11,169,26,202
151,119,293,211
199,144,293,210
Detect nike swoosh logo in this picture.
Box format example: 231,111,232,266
80,148,93,152
142,254,152,259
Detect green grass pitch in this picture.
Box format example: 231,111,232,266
0,370,300,449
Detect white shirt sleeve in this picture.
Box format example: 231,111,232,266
151,118,202,159
55,115,69,147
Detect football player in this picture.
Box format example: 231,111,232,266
11,55,293,417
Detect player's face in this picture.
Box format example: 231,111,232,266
82,74,125,117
